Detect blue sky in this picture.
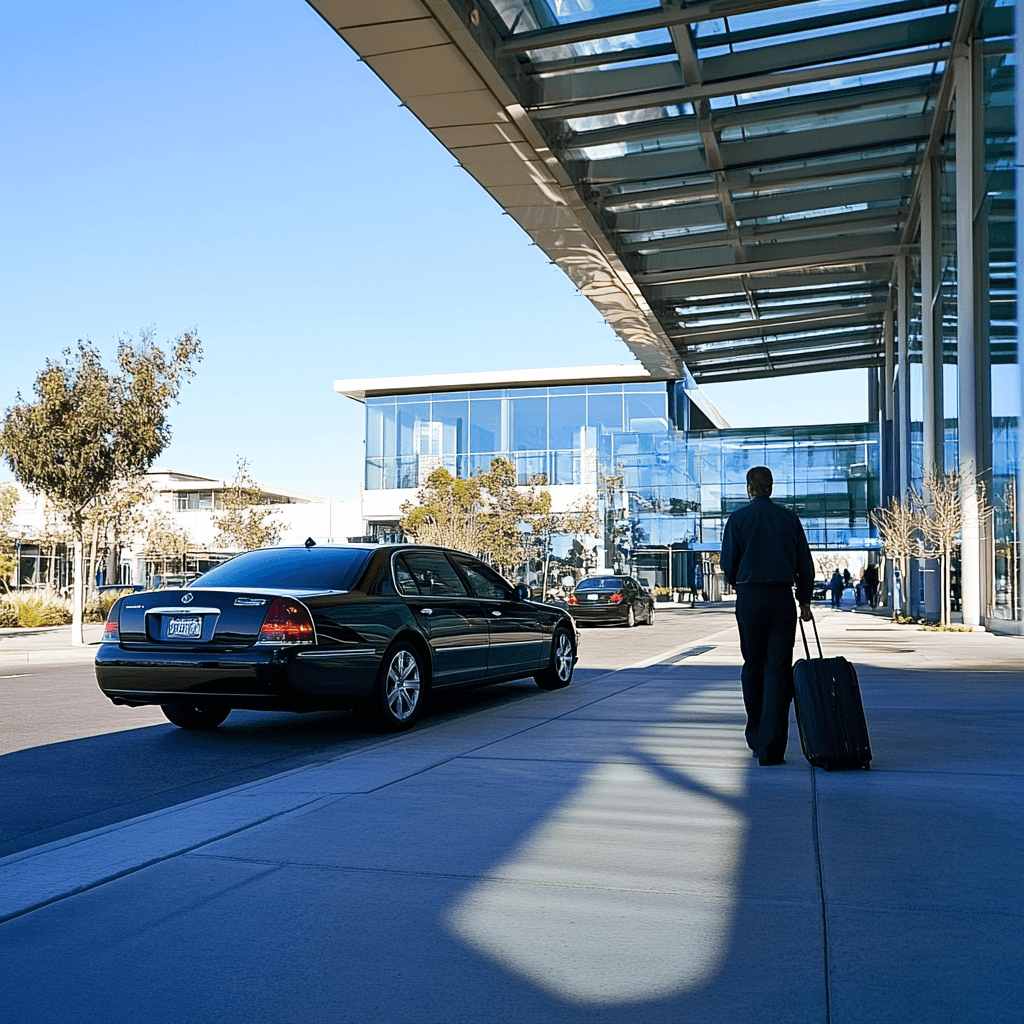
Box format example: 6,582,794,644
1,0,867,501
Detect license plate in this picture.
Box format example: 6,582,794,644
587,594,600,601
167,616,202,639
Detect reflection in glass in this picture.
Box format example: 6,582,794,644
511,397,547,451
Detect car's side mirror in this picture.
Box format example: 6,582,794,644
512,583,531,602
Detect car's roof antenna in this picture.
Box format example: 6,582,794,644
305,537,316,548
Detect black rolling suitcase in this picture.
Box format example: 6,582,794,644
793,617,872,771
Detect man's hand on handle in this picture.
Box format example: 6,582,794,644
800,603,812,622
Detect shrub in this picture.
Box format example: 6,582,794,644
0,602,18,628
85,589,134,623
1,592,73,627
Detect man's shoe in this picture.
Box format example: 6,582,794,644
758,757,785,766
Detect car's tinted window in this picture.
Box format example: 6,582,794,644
575,577,624,592
399,550,469,598
194,547,371,590
451,554,512,600
393,556,419,595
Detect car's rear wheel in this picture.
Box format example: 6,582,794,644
646,604,655,625
372,642,425,731
161,704,230,730
535,627,574,690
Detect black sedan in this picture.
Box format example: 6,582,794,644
96,544,577,732
567,575,655,627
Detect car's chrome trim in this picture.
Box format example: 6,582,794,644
145,606,221,616
296,648,375,658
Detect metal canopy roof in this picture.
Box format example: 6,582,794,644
308,0,1012,384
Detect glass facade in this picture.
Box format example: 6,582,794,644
364,381,880,575
365,382,671,490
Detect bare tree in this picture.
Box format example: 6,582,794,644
213,458,286,551
870,491,922,617
917,466,993,625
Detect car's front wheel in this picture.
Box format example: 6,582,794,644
625,606,636,627
535,627,575,690
372,642,426,731
161,704,230,730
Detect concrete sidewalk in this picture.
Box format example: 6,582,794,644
1,612,1021,1023
0,623,104,665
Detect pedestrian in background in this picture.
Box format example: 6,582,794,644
720,466,814,766
863,562,879,607
830,569,844,609
689,560,704,606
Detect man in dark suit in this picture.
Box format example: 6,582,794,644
720,466,814,765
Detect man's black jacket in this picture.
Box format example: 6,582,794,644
720,495,815,604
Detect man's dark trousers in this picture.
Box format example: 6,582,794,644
735,583,796,761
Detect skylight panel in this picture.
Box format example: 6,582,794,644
736,59,945,106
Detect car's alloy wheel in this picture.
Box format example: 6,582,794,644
161,704,230,730
626,606,636,627
646,604,655,625
535,627,574,690
374,644,424,730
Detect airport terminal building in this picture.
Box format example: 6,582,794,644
335,366,880,595
320,0,1022,631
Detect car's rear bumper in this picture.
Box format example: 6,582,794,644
95,642,378,711
567,605,631,624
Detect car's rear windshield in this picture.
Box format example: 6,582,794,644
192,547,371,591
575,577,624,592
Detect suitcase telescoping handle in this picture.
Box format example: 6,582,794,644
798,615,824,660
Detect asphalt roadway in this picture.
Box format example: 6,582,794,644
0,605,1021,1023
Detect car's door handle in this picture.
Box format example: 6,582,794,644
420,608,433,616
491,610,502,617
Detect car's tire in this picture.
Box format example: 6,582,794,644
535,627,575,690
646,604,655,625
626,606,636,627
161,704,230,730
371,642,426,731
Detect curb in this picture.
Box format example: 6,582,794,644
0,648,99,667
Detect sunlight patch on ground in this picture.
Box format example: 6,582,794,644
445,685,750,1005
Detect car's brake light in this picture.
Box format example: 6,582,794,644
102,615,120,643
567,594,578,605
258,598,314,644
609,593,624,603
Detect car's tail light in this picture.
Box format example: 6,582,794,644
102,613,120,643
568,595,578,605
258,598,314,644
609,593,624,603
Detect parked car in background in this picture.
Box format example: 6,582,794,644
95,544,577,733
567,575,655,627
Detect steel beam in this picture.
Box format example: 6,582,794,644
920,154,944,479
531,48,950,121
897,253,911,496
955,49,981,626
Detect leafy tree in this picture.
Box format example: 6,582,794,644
86,475,153,588
0,330,201,643
0,483,19,592
213,458,286,551
399,467,481,551
143,512,193,581
477,458,552,579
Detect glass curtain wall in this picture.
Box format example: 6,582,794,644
983,6,1019,620
365,383,670,490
